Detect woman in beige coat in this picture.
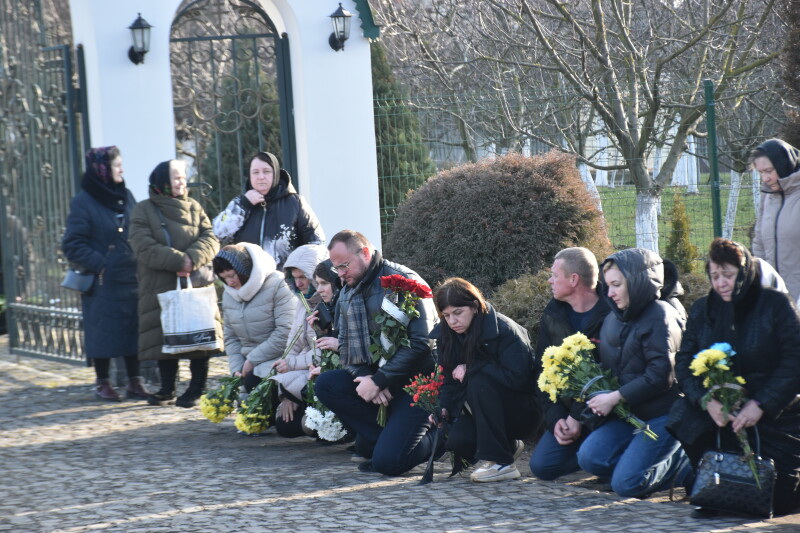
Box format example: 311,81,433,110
212,242,298,435
272,244,329,431
130,160,222,407
752,138,800,303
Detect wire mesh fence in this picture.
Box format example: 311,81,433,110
374,89,766,257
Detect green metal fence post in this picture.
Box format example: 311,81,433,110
704,79,722,238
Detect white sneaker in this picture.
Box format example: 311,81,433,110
470,462,521,482
350,453,369,463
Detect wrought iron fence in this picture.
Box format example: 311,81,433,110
170,0,296,219
0,0,88,363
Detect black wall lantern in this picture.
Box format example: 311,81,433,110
329,3,353,51
128,13,152,64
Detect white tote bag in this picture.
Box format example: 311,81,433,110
157,277,222,354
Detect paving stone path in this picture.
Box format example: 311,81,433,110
1,337,798,532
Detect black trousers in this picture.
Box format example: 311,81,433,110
93,355,139,380
446,372,540,465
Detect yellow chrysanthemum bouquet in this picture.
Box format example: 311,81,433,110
538,332,658,440
690,342,760,486
234,324,307,435
199,376,242,423
234,378,274,435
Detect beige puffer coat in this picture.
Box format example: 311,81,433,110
130,191,221,361
270,244,329,400
752,170,800,302
221,242,297,379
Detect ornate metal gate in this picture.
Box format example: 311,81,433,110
170,0,296,217
0,0,89,363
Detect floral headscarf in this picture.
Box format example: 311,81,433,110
85,146,118,184
81,146,128,212
148,161,174,197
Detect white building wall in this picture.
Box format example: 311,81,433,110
70,0,382,247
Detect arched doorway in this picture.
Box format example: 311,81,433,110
170,0,296,216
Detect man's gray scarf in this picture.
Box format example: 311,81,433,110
340,251,383,366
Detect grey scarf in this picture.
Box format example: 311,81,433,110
339,251,383,366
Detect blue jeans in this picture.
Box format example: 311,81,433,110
529,430,582,481
577,414,690,497
315,369,435,476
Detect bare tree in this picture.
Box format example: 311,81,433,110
377,0,784,252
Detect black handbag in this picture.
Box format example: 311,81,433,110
690,426,776,518
61,268,96,292
153,203,215,287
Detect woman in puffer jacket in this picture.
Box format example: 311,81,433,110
577,248,692,498
270,244,329,434
751,138,800,304
212,242,298,436
211,152,325,270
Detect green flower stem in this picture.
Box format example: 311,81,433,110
735,428,762,489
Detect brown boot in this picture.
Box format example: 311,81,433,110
95,379,122,402
126,376,150,400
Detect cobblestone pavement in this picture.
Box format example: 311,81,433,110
1,337,798,532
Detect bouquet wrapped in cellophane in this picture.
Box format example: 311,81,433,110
538,332,658,440
304,348,348,442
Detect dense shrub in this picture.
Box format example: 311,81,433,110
664,191,699,274
385,152,612,293
678,271,711,312
489,270,552,353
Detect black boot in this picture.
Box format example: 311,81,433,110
176,358,209,408
148,360,178,406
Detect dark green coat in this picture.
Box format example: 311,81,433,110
130,191,222,361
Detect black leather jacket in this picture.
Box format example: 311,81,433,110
336,251,437,389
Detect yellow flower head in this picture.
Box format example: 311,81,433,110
735,376,746,385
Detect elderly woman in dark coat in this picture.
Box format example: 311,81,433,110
130,160,222,408
62,146,148,401
668,238,800,517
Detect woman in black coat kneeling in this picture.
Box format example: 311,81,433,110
668,238,800,516
431,278,540,483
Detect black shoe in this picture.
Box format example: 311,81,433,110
175,388,204,408
147,390,176,406
358,460,375,473
690,507,720,519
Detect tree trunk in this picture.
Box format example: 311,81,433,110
686,136,699,194
635,190,660,253
578,161,603,212
595,134,610,187
723,169,742,239
751,169,761,213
